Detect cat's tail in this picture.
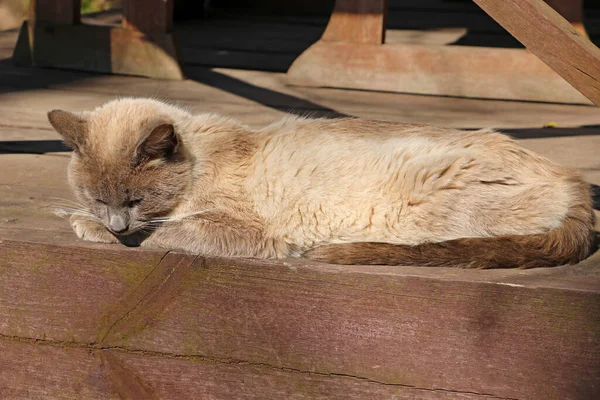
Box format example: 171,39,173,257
303,181,597,269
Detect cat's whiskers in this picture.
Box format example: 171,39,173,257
47,198,94,216
49,204,99,221
47,197,87,208
146,209,216,224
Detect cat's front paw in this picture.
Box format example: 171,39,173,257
70,216,118,244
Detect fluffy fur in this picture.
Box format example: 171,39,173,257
47,98,596,268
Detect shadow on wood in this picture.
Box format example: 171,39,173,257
592,184,600,210
0,140,69,154
186,68,347,118
13,21,184,80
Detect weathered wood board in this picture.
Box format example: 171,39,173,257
287,41,591,105
0,339,495,400
0,239,599,399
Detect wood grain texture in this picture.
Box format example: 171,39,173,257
0,339,491,400
321,0,388,45
103,349,490,400
0,240,166,343
0,340,118,399
474,0,600,106
98,255,600,400
13,21,184,80
287,41,591,104
0,239,598,398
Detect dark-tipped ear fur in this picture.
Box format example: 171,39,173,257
133,123,181,166
47,110,88,153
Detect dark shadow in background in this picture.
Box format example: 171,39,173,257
592,184,600,211
0,140,69,154
500,128,600,139
185,67,348,118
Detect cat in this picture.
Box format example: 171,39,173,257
47,98,596,268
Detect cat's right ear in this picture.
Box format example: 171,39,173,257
47,110,88,153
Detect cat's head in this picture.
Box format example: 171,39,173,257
47,99,191,236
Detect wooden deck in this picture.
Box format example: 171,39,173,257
1,11,600,399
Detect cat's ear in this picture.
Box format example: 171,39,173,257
47,110,88,153
133,123,181,166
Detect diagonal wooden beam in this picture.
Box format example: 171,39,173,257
473,0,600,107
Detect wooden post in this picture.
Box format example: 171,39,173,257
123,0,174,33
30,0,81,24
321,0,388,45
13,0,185,80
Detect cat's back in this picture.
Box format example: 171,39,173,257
248,116,497,216
246,115,585,246
254,116,569,178
253,116,513,179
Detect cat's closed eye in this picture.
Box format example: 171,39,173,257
95,199,107,205
128,199,143,208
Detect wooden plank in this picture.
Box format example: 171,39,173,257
103,349,486,399
0,238,598,398
1,67,600,130
321,0,388,45
13,21,184,80
123,0,174,33
0,340,485,399
0,340,119,399
30,0,81,25
473,0,600,106
0,240,166,343
100,255,600,400
287,41,591,104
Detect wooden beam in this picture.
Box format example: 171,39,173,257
1,239,599,398
287,42,590,104
545,0,587,36
474,0,600,106
0,340,479,399
321,0,388,45
123,0,174,33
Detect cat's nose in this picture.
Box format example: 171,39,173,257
109,214,129,234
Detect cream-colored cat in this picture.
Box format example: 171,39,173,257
48,98,595,268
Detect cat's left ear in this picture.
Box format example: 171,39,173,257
47,110,88,153
133,123,181,166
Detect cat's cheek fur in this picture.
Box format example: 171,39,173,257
70,215,119,244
